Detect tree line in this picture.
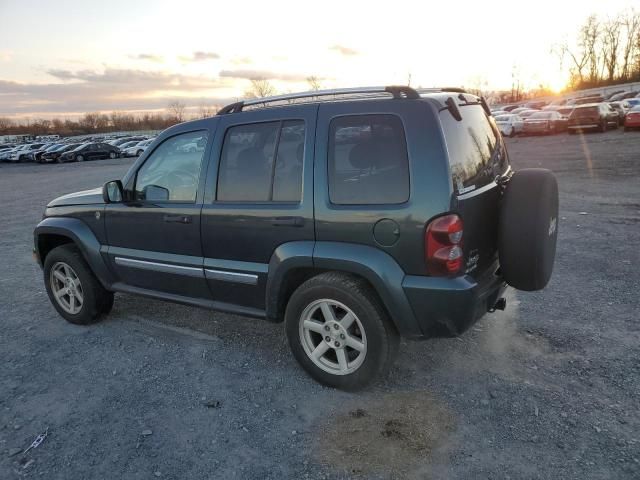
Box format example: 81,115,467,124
557,9,640,90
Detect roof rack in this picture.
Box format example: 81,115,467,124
217,85,421,115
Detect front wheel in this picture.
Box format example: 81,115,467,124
44,244,114,324
76,154,84,162
109,151,117,159
285,272,398,391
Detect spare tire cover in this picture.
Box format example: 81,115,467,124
499,168,558,291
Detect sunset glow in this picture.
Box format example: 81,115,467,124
0,0,637,118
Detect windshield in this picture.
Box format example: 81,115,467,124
494,115,512,122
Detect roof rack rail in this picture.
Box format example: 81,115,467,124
217,85,420,115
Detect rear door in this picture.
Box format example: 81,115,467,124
200,105,316,311
439,103,510,279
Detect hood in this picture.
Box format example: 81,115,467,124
47,187,104,207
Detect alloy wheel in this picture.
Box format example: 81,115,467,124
50,262,84,314
299,299,367,375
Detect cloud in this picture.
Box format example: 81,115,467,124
219,69,308,82
231,56,252,65
0,69,234,116
129,53,164,62
179,51,220,62
0,50,12,62
329,45,358,56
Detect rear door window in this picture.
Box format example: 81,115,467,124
217,120,305,202
439,105,507,194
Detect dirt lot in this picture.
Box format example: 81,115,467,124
1,129,639,479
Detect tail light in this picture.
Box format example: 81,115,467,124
425,214,464,276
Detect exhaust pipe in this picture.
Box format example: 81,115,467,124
488,297,507,313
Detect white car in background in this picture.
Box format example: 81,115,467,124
494,114,524,137
120,139,154,157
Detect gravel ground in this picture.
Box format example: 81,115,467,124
1,129,639,479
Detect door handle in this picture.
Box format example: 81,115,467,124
272,216,304,227
163,214,192,224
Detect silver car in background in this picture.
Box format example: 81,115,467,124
494,114,524,137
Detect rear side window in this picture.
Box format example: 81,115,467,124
217,120,305,202
328,114,409,205
440,105,506,193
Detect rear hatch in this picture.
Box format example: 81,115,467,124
439,103,510,281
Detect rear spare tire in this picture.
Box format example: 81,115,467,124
498,169,558,291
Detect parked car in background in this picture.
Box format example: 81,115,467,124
509,107,532,115
41,143,82,163
108,136,147,147
623,105,640,131
33,144,63,163
603,90,625,100
58,142,120,163
609,101,631,124
8,143,45,162
0,145,17,161
502,105,520,112
491,110,508,117
557,106,574,119
573,95,605,106
494,114,524,137
518,110,539,119
627,98,640,108
120,139,154,157
568,104,619,133
523,111,568,135
524,100,548,110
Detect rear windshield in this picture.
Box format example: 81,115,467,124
440,104,509,193
529,112,552,119
571,107,599,117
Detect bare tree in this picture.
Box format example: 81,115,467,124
197,103,216,118
620,9,640,80
306,76,322,91
167,100,187,122
244,78,276,99
0,117,13,133
602,17,622,81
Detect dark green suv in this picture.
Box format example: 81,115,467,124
34,86,558,390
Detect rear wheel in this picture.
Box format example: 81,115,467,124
109,151,117,159
44,244,114,324
285,272,398,391
499,169,559,291
76,154,84,162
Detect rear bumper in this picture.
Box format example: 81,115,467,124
568,123,598,130
402,271,507,337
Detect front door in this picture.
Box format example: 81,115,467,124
104,129,212,299
200,105,317,311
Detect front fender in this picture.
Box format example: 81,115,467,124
34,217,114,289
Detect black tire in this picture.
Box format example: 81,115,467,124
136,150,143,156
509,128,515,138
285,272,399,391
109,151,117,159
600,120,607,133
76,154,84,162
499,169,559,291
43,244,114,325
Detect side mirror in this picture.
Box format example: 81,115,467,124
103,180,123,203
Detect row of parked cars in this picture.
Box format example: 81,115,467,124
0,135,156,163
492,94,640,137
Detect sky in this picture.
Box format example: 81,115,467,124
0,0,637,119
